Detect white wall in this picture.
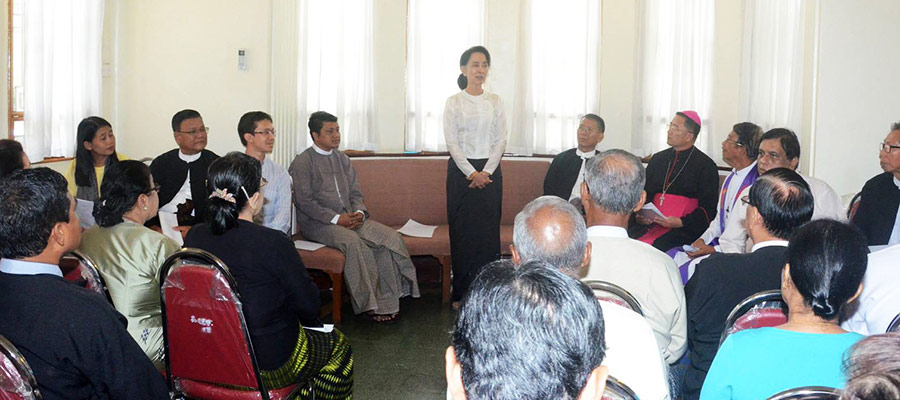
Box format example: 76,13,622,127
811,0,900,196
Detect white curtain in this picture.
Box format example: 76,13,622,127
296,0,376,153
509,0,600,155
405,0,484,152
23,0,104,160
632,0,715,158
739,0,806,133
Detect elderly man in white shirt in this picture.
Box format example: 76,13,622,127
719,128,845,253
580,150,687,365
842,244,900,335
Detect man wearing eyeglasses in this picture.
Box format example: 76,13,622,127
851,122,900,246
718,128,844,252
238,111,291,234
150,109,220,226
542,114,605,201
671,122,762,282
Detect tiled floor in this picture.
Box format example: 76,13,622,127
333,263,455,399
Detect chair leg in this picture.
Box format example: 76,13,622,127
328,272,343,325
439,256,452,305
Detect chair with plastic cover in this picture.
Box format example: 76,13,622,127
719,290,788,347
887,311,900,333
159,248,304,400
583,280,644,316
602,375,639,400
765,386,840,400
60,250,112,304
0,335,41,400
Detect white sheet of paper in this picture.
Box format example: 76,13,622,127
294,240,326,251
397,219,438,238
303,324,334,333
75,199,96,229
158,212,184,246
639,203,667,218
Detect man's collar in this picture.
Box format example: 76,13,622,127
575,148,597,158
178,150,202,163
312,143,333,156
586,225,629,239
751,240,789,252
0,258,62,277
893,175,900,189
735,161,757,177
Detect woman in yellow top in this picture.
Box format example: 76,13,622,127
65,116,127,201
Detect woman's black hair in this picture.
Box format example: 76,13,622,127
92,160,153,228
205,152,261,235
787,219,868,320
457,46,491,90
74,116,119,187
0,139,26,179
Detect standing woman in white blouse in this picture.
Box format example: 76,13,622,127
443,46,508,308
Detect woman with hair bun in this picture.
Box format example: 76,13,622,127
443,45,508,308
78,160,177,370
65,116,128,201
700,219,867,399
184,152,353,398
0,139,30,179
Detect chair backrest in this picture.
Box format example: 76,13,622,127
60,251,112,304
159,248,270,398
582,280,644,316
720,290,788,347
0,335,41,400
888,311,900,333
602,375,639,400
765,386,840,400
847,192,863,222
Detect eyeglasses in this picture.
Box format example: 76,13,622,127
757,151,784,162
146,184,161,194
260,177,268,189
880,142,900,154
740,195,754,207
252,129,276,137
668,122,684,131
177,127,210,135
723,139,744,147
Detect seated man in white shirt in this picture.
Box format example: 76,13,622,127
150,109,219,227
446,260,609,400
543,114,605,201
719,128,846,252
508,195,671,400
580,149,687,364
842,244,900,334
672,122,762,281
237,111,291,234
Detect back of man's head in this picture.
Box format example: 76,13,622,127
584,149,645,215
749,167,814,239
450,260,606,400
0,168,71,259
513,196,586,276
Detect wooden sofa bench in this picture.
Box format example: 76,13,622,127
295,156,551,323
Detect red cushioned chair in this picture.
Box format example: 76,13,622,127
0,335,41,400
765,385,840,400
719,290,788,347
601,375,639,400
888,312,900,333
159,248,305,400
582,280,644,317
59,250,112,304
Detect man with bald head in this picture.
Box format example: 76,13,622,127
506,195,671,400
581,149,686,364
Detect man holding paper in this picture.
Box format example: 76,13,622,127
289,111,419,322
633,111,719,252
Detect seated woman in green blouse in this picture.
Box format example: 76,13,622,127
78,160,179,370
65,116,128,201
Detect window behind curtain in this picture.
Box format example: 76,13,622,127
8,0,24,141
508,0,601,155
298,0,376,151
405,0,484,152
631,0,715,159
